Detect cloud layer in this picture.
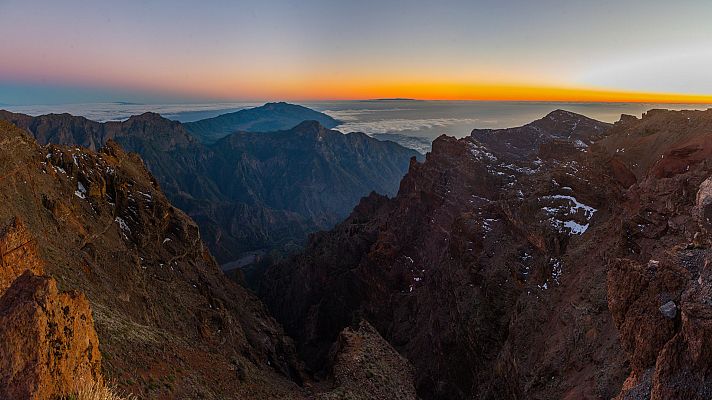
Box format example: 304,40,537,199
1,102,260,122
333,117,481,134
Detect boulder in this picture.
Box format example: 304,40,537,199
0,271,102,400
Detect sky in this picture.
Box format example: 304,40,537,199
1,0,712,104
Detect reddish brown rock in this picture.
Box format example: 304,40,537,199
607,258,687,383
0,217,44,293
0,271,102,400
263,109,712,400
262,110,627,400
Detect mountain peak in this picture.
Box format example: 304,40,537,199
184,102,340,143
531,109,611,135
291,120,334,140
126,111,170,123
263,101,294,109
543,109,586,121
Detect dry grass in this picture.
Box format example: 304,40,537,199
71,378,137,400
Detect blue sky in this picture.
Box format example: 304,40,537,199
1,0,712,104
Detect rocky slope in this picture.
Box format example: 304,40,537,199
0,119,306,399
184,102,340,143
262,108,712,399
599,109,712,399
0,107,420,266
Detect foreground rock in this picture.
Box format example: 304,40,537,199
0,217,44,293
0,271,102,400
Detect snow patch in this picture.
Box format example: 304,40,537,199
75,181,87,199
114,217,131,240
541,194,596,235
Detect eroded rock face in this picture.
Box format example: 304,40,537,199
0,271,102,400
263,110,627,399
0,216,101,400
601,109,712,399
0,109,420,266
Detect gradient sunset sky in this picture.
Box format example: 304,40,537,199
2,0,712,104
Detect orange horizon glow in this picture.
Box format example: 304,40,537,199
7,71,712,105
4,2,712,106
194,80,712,104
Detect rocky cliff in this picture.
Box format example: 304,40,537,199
262,109,712,399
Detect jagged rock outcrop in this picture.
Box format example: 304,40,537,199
0,119,305,399
600,110,712,399
0,216,102,400
0,271,102,400
696,176,712,232
0,217,44,292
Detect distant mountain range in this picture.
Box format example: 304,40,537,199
0,103,421,266
184,101,340,143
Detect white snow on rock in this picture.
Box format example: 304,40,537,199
562,220,589,234
573,139,589,150
541,194,597,235
114,217,131,240
468,141,497,162
75,181,87,199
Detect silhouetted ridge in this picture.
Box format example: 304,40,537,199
184,101,340,143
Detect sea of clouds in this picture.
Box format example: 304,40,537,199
1,102,260,123
332,117,482,135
